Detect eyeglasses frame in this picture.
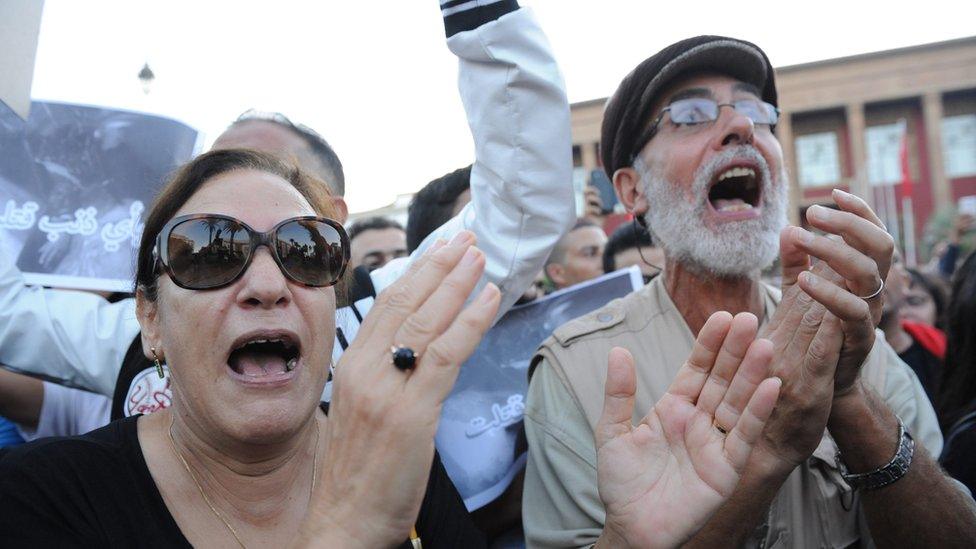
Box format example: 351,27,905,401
632,97,781,163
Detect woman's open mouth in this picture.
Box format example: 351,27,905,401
226,331,302,385
706,164,763,220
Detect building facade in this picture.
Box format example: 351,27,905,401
570,36,976,263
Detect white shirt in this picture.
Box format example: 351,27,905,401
17,382,111,441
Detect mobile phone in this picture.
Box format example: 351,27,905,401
590,170,618,214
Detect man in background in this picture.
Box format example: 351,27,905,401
347,216,407,272
406,165,471,252
213,110,348,221
544,218,607,290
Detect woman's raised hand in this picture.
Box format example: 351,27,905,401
594,312,781,549
302,231,500,547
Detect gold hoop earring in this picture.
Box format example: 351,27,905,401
151,347,165,379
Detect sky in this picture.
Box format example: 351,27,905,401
28,0,974,213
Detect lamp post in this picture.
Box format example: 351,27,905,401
138,63,155,95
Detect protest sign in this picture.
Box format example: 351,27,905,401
436,266,643,510
0,99,199,291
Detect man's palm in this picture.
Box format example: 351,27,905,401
595,314,780,548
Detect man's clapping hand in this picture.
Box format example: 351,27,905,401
594,312,781,549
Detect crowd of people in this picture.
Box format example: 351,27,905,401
1,2,975,547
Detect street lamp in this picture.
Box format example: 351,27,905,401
138,63,155,95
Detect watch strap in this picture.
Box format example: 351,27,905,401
837,418,915,491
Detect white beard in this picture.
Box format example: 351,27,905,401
639,146,788,278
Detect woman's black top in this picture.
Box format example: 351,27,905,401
0,409,485,548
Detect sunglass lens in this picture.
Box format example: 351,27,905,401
168,218,249,288
275,219,346,286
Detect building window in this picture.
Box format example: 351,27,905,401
942,114,976,178
795,132,842,187
572,167,588,217
866,122,905,186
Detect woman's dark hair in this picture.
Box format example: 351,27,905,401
938,251,976,431
135,149,338,302
907,268,947,330
406,165,471,252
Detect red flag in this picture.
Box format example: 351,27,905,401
900,121,913,199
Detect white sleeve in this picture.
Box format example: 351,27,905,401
16,381,112,441
370,3,573,323
0,247,139,396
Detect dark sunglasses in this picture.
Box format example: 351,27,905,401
153,214,349,290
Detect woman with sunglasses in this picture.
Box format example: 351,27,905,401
0,148,782,548
0,149,493,547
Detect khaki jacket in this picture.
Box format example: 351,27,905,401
523,277,942,549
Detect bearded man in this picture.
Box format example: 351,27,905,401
523,36,976,548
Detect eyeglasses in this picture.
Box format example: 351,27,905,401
153,214,349,290
645,97,779,142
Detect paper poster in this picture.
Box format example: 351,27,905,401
0,100,199,291
435,266,644,510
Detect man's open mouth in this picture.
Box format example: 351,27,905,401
708,165,761,213
227,332,301,379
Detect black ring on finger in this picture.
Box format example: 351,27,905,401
391,345,420,371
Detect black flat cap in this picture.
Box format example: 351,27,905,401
600,36,777,179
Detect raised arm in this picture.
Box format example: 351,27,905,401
0,248,138,396
370,1,573,321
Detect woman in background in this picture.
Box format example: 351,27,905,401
938,252,976,495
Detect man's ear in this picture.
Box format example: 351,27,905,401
545,263,567,289
613,167,649,219
135,289,162,360
331,196,349,224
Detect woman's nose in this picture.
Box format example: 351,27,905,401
237,247,291,309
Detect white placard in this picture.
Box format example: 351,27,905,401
795,132,842,187
436,266,643,510
942,114,976,178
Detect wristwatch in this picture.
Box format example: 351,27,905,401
837,418,915,491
